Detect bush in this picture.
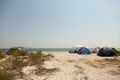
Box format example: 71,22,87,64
12,56,28,71
112,48,120,56
29,51,43,65
7,48,19,56
0,53,5,59
0,57,27,71
7,47,27,56
91,50,97,53
116,50,120,56
0,50,6,59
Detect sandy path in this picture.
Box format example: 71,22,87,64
22,52,120,80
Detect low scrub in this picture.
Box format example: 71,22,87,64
6,47,28,56
0,70,15,80
28,51,44,65
36,67,59,75
0,50,6,59
0,50,55,79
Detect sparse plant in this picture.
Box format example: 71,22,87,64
0,70,15,80
28,51,56,75
0,49,55,79
0,56,28,79
47,53,54,58
91,50,97,53
116,50,120,56
83,75,89,80
35,67,59,75
12,56,28,71
0,53,5,59
0,56,27,70
67,59,77,62
0,50,6,59
28,51,44,65
37,50,42,54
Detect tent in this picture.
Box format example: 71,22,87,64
97,47,116,57
69,45,83,53
77,47,91,54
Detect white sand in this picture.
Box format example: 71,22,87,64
22,52,120,80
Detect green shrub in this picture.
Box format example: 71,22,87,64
116,50,120,56
7,47,27,56
112,48,120,56
0,56,27,72
37,50,42,54
29,51,43,65
0,50,6,59
12,56,28,71
0,53,5,59
7,48,19,56
0,56,28,79
91,50,97,53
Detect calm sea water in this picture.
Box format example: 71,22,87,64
28,48,71,52
0,48,94,52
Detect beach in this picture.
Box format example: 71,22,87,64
20,52,120,80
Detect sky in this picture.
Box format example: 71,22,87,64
0,0,120,48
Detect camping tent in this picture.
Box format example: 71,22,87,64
69,45,83,53
97,47,116,57
77,47,91,54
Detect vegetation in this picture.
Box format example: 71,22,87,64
28,51,56,75
6,48,19,56
0,49,55,79
0,53,5,59
28,50,44,65
91,50,97,53
0,70,15,80
116,50,120,56
6,47,27,56
0,50,6,59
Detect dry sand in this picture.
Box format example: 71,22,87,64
21,52,120,80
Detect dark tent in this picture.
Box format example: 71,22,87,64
97,47,116,57
77,47,91,54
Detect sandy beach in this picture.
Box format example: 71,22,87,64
20,52,120,80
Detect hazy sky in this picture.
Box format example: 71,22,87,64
0,0,120,48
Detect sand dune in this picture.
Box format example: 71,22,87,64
21,52,120,80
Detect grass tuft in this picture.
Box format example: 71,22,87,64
0,70,15,80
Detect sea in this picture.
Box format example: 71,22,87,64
0,48,94,52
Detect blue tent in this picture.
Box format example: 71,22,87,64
77,47,91,54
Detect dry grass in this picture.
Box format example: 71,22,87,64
79,58,87,62
108,66,120,75
0,50,6,59
84,61,98,68
82,58,120,68
0,51,55,79
74,65,84,74
35,67,59,75
67,59,77,62
0,70,15,80
94,58,120,66
82,75,89,80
